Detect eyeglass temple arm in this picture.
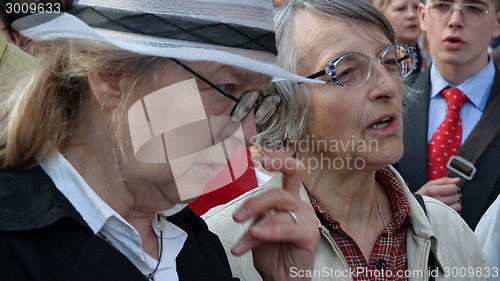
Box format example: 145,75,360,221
298,69,327,85
307,69,327,80
169,58,238,102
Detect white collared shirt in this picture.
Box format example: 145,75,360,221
40,151,188,281
428,58,495,144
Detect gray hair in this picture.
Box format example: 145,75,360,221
258,0,396,149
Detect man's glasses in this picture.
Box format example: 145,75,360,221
426,1,490,23
305,44,417,88
170,58,280,125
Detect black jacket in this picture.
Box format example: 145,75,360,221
0,166,238,281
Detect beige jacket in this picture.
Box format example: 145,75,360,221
203,166,489,281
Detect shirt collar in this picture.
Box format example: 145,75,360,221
40,150,117,234
40,150,187,232
40,151,188,278
429,57,495,111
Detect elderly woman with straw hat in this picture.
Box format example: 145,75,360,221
0,1,320,280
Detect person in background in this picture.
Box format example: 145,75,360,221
372,0,430,72
0,1,24,47
0,0,320,280
0,31,34,78
0,0,73,54
395,0,500,230
204,0,487,280
188,147,260,215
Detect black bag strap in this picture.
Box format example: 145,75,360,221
412,193,435,281
445,90,500,189
413,193,427,215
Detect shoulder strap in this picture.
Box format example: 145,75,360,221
412,193,427,215
445,80,500,189
412,193,435,281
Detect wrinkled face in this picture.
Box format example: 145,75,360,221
293,10,404,172
384,0,422,45
419,0,500,72
123,61,270,203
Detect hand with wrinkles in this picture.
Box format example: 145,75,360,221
231,151,319,281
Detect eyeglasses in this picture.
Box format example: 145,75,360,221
170,58,280,125
305,44,417,88
426,1,490,23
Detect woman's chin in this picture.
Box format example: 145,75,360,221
362,148,404,171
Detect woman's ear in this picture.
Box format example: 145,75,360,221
88,70,123,109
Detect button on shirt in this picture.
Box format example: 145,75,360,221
428,58,495,144
40,151,188,281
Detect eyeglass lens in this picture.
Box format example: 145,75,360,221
254,95,280,124
428,2,489,22
232,91,260,123
170,58,280,125
232,91,281,125
330,44,415,87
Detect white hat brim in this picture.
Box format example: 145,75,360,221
14,12,323,84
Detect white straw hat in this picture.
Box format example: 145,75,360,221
13,0,320,83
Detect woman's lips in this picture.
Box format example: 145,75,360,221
366,114,399,135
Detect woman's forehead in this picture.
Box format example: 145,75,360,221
293,12,391,73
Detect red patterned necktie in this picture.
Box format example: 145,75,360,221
428,88,468,180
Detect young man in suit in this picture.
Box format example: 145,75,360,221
396,0,500,229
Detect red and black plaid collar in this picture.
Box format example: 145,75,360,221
307,167,412,232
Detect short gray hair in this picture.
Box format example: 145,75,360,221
258,0,396,149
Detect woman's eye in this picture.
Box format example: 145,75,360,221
384,58,398,66
338,68,354,79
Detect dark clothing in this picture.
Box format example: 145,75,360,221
0,166,238,281
414,43,424,73
395,68,500,230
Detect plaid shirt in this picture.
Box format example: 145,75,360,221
308,167,411,281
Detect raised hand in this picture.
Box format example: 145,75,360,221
231,150,319,281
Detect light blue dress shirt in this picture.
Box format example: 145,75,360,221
428,58,495,144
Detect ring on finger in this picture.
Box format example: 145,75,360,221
287,210,298,224
265,209,298,224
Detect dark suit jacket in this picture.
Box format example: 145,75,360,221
0,166,238,281
395,68,500,230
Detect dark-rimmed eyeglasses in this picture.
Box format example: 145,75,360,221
426,1,489,24
170,58,280,125
305,44,417,88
